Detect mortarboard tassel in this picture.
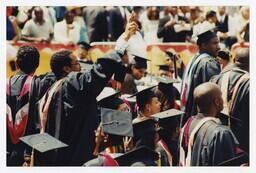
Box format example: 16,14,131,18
30,148,34,167
157,151,161,166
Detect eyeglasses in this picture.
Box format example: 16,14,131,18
70,61,80,66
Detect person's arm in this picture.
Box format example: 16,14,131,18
66,20,137,97
157,17,175,38
236,23,248,44
10,17,20,43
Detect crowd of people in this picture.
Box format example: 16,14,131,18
6,6,250,167
7,6,249,48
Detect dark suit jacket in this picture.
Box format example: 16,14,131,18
157,15,190,42
108,7,126,41
83,7,108,42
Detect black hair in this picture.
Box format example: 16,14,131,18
16,45,40,74
218,50,231,61
206,10,216,20
50,50,72,79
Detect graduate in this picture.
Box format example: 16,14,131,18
154,76,180,111
211,47,249,155
131,118,160,166
36,20,138,166
131,86,161,122
153,109,184,166
84,108,133,166
180,23,221,124
121,55,150,94
179,82,240,166
6,45,56,166
77,41,94,72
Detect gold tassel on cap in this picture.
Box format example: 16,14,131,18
157,152,161,166
30,148,34,167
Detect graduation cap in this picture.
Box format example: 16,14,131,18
191,21,216,45
156,76,180,85
218,153,249,166
77,41,92,51
20,133,68,153
20,133,68,166
101,108,133,137
196,23,217,45
132,118,158,139
156,76,180,94
130,55,150,69
97,87,124,110
130,85,157,109
158,65,170,72
152,109,184,130
113,145,159,166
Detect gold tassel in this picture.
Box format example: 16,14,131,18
157,152,161,166
30,148,34,167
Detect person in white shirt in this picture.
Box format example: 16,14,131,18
53,11,81,45
21,7,53,43
142,7,162,44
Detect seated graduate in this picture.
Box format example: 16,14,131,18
84,108,133,166
121,55,150,95
154,76,180,111
114,145,159,166
131,86,161,122
129,118,160,166
152,109,184,166
84,87,133,166
97,87,131,113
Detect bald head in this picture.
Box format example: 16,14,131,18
234,48,249,71
194,82,223,115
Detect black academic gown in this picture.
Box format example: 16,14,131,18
181,52,221,124
6,72,56,166
39,51,126,166
210,66,249,153
181,116,239,166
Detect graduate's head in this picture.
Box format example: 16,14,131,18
197,30,220,57
50,50,81,79
77,41,92,60
16,45,40,74
133,86,161,117
129,56,148,80
194,82,223,116
97,87,131,112
234,47,249,72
